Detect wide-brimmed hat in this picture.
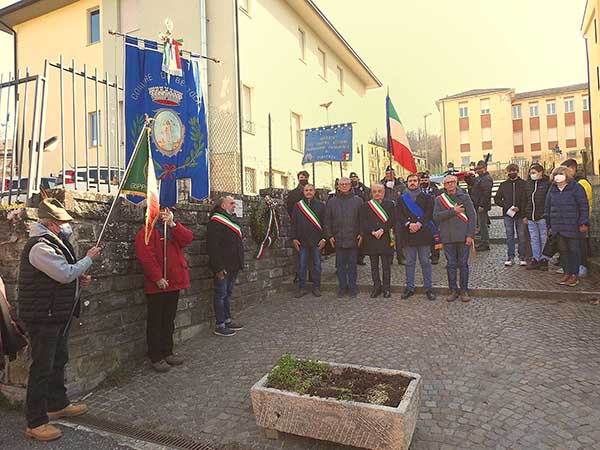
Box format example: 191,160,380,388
38,198,73,222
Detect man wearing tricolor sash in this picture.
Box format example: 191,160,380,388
291,184,326,298
433,175,477,303
207,196,245,337
396,174,436,301
359,184,395,298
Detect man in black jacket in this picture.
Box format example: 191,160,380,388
350,172,371,202
419,172,440,265
285,170,310,217
495,164,527,266
18,198,101,442
360,184,395,298
291,184,326,298
471,160,493,251
207,196,245,337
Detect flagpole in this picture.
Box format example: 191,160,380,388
163,217,168,280
96,116,152,246
385,91,393,170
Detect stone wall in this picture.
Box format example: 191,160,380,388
590,185,600,256
0,188,293,396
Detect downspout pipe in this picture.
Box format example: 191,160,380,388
233,0,244,194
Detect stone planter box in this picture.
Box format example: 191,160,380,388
250,361,422,450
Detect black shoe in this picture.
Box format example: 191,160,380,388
312,287,322,297
348,290,358,298
294,289,308,298
225,321,244,330
537,260,548,271
475,245,490,251
426,291,436,301
401,289,415,300
383,290,391,298
337,289,347,298
370,287,382,298
214,327,236,337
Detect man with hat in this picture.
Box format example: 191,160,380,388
18,198,101,441
350,172,371,202
419,172,441,265
380,166,406,202
471,160,493,251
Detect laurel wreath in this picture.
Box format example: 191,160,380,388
249,196,279,245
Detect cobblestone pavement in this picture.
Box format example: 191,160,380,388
78,290,600,450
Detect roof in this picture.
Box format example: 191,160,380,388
514,83,589,100
439,88,513,102
285,0,382,89
0,0,77,27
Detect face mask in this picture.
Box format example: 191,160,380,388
554,174,566,183
386,180,395,189
530,173,538,181
420,182,429,188
299,179,308,186
59,223,73,240
508,173,518,179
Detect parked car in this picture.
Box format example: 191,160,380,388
57,166,124,193
0,176,58,203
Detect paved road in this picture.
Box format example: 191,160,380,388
56,289,600,450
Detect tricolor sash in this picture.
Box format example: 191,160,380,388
367,199,396,248
439,193,469,223
401,192,442,249
297,200,322,231
211,213,243,239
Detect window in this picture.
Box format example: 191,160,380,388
565,98,575,113
546,100,556,115
482,127,492,142
513,131,523,145
244,167,256,193
566,125,576,140
480,99,490,115
318,48,327,79
529,102,539,117
585,123,591,138
281,175,289,189
460,129,469,144
88,111,101,147
459,103,468,118
291,112,302,151
512,104,522,119
530,128,540,144
88,9,100,44
239,0,249,13
461,156,470,167
583,96,590,111
298,28,306,61
548,127,558,141
242,84,254,134
337,66,344,94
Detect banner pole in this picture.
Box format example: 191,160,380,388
163,218,168,280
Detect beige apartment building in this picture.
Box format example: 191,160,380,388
582,0,600,175
437,84,590,171
0,0,381,193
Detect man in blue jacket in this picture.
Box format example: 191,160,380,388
291,184,326,298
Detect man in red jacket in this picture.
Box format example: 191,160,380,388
135,207,193,372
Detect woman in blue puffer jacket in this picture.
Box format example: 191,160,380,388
544,165,589,287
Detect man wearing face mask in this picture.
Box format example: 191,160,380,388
494,164,527,266
380,166,406,202
18,198,101,441
286,171,310,217
471,160,493,251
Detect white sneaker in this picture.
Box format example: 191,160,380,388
519,260,527,266
504,260,514,267
556,267,564,274
579,265,588,278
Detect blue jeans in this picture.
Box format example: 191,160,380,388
503,216,526,260
404,245,433,291
443,242,470,293
298,246,321,289
557,235,580,276
336,247,358,293
527,219,548,262
213,271,238,327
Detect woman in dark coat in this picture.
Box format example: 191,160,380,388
544,166,589,287
360,183,395,298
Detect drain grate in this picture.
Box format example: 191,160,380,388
66,414,219,450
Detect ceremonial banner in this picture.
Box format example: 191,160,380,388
125,36,208,207
302,123,353,163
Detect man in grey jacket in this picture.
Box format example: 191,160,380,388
433,175,476,303
18,198,101,441
325,177,363,298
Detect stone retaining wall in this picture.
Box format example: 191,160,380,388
0,188,293,396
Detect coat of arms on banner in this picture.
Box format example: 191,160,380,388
124,31,209,207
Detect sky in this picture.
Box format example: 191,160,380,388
0,0,590,134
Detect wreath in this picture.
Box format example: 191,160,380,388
249,196,280,259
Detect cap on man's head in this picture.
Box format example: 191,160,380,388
475,160,487,170
419,172,429,179
385,165,394,173
349,172,358,178
38,198,73,222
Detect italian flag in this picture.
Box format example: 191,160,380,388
386,95,417,174
121,126,161,245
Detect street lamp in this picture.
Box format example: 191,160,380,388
423,112,432,137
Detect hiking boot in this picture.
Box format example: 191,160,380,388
164,354,185,366
459,292,471,303
370,287,382,298
383,290,391,298
504,259,514,267
151,360,171,372
312,287,322,297
558,274,571,285
214,327,236,337
565,275,579,287
47,403,89,420
225,321,244,330
426,291,436,301
25,424,62,441
294,288,308,298
401,289,415,300
526,260,539,270
446,291,459,302
348,290,358,298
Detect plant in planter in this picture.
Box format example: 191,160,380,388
251,355,422,450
